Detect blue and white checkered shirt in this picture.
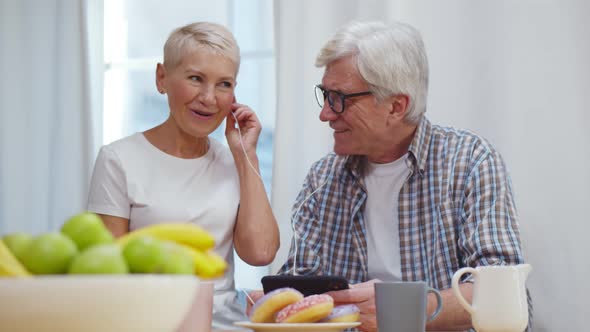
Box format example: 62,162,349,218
278,116,532,328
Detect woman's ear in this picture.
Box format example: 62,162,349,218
155,63,167,94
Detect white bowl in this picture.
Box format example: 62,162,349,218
0,275,199,332
176,280,214,332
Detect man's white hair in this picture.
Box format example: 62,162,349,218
316,21,429,124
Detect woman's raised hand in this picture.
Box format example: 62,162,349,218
225,102,262,157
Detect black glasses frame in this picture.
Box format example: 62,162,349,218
314,84,372,114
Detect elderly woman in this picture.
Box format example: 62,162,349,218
87,22,279,329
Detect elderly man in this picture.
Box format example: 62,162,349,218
276,20,530,331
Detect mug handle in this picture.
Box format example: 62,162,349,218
426,287,442,321
451,267,476,315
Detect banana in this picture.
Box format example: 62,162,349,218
177,244,227,279
205,250,228,276
0,239,31,277
117,223,215,251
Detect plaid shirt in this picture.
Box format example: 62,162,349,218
278,116,531,328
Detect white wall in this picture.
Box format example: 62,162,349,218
402,2,589,330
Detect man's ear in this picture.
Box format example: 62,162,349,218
155,63,167,94
389,94,410,120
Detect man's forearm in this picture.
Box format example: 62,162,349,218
426,283,473,331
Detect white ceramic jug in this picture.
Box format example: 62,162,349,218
452,264,531,332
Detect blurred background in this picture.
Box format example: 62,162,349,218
1,0,588,330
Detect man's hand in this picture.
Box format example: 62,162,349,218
325,279,381,332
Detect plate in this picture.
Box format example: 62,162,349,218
234,321,360,332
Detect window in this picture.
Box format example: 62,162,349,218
103,0,275,289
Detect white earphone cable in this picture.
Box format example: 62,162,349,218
230,108,344,277
290,156,347,275
290,178,330,275
230,111,263,181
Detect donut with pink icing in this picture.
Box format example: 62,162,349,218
249,288,304,323
275,294,334,323
320,304,361,323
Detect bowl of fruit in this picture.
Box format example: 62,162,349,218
0,212,226,332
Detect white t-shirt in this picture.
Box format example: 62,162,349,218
364,155,410,282
87,133,246,329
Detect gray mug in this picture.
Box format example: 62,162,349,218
374,281,442,332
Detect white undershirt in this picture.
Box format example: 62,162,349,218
364,154,410,282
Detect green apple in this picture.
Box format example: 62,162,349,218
122,235,167,273
160,241,194,274
1,232,33,262
20,232,78,274
61,212,114,251
68,243,129,274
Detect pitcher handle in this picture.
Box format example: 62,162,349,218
451,267,476,315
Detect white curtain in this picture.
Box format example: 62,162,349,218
271,1,589,331
0,0,102,233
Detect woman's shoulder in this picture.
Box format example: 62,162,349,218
96,133,149,164
102,133,145,151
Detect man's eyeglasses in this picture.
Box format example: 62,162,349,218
314,84,372,114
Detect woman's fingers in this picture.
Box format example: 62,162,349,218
230,104,260,126
225,103,261,156
225,109,237,135
228,105,261,141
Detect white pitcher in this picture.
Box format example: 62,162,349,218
452,264,531,332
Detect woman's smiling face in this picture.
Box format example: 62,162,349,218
157,47,238,138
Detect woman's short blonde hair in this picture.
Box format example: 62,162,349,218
163,22,240,73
